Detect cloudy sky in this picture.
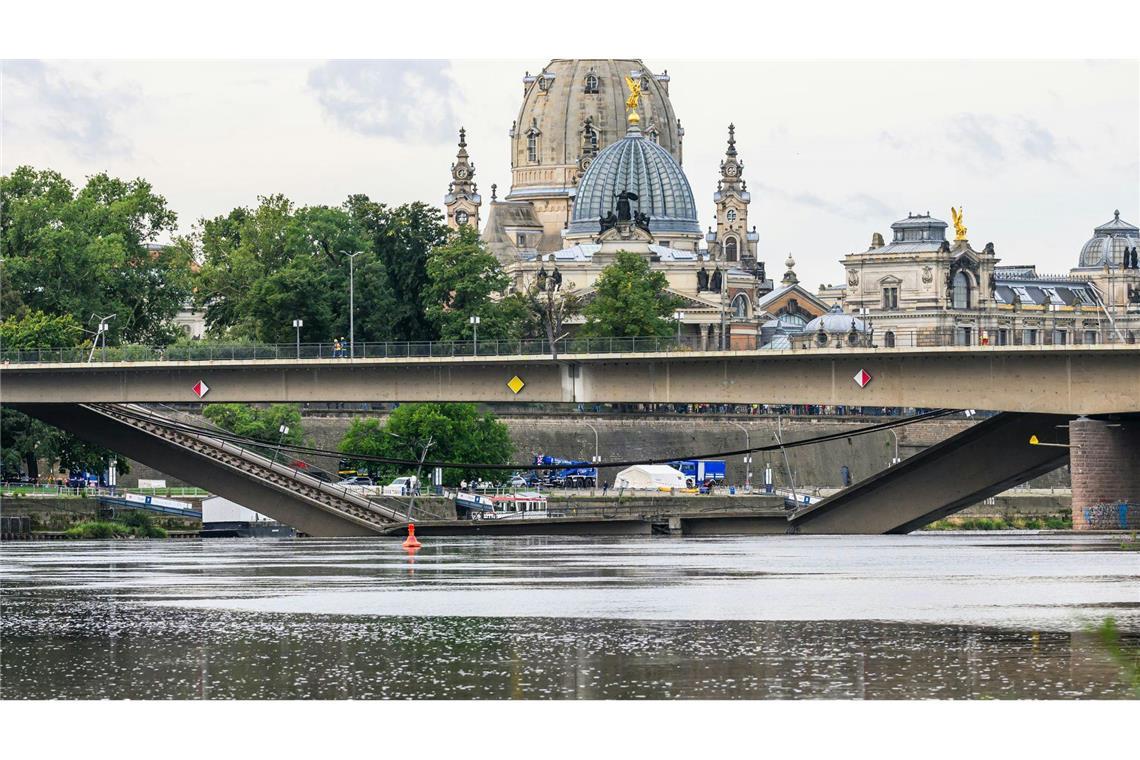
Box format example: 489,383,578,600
3,58,1137,290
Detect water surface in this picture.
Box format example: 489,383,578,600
2,534,1137,698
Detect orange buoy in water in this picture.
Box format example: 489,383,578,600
402,523,422,548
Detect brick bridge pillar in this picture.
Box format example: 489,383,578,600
1069,417,1140,530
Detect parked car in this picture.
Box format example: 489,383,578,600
336,476,374,487
507,475,528,488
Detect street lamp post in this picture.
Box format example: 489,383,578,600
673,310,685,346
273,424,290,465
584,422,599,495
389,432,434,521
343,251,361,359
86,314,116,363
469,315,481,355
730,420,751,490
292,319,303,359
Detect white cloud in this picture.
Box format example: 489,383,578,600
307,60,460,143
2,60,138,159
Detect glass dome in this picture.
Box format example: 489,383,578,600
567,126,700,238
1077,210,1139,268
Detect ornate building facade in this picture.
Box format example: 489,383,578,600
816,209,1140,348
445,58,772,349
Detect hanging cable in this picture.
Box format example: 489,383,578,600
94,403,959,472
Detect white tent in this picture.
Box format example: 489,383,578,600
614,464,687,491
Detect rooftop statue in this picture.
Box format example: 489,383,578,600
624,75,642,124
951,206,968,241
624,75,641,110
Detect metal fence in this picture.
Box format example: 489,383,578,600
1,329,1132,365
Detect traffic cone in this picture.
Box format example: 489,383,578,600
402,523,422,548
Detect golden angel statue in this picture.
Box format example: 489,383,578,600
950,206,967,241
624,75,642,112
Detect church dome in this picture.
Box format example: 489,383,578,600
803,305,869,335
1077,210,1139,268
509,59,681,192
566,126,700,237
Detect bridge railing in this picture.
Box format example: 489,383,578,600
1,327,1133,365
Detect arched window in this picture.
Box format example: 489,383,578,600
584,73,599,93
884,331,895,348
724,237,738,262
731,293,749,318
952,271,970,309
527,133,538,163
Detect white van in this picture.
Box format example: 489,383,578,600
382,476,420,496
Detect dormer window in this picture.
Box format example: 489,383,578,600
527,133,538,162
584,73,599,93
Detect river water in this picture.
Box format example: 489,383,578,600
2,533,1138,699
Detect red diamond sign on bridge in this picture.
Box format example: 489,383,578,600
192,380,210,399
853,369,872,388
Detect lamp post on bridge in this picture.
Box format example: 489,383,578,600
469,315,481,355
292,319,303,359
87,314,116,363
673,310,685,346
339,250,362,359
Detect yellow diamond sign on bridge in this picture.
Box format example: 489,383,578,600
506,375,526,395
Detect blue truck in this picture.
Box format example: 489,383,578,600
533,455,597,488
668,459,727,490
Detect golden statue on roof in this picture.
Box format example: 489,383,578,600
624,75,642,125
951,206,967,241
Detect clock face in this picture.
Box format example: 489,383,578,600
455,210,469,225
725,164,738,177
455,167,469,179
726,209,737,222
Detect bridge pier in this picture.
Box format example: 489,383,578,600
1070,417,1140,530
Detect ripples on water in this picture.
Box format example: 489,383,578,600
2,534,1137,699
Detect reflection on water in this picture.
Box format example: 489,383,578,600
2,534,1138,699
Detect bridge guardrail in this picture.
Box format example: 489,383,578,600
2,327,1135,365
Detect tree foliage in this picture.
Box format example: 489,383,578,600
0,166,191,345
339,403,513,485
424,226,527,342
577,251,682,338
191,195,447,344
0,408,128,479
202,404,303,446
0,310,84,350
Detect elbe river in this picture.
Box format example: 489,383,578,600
2,534,1138,699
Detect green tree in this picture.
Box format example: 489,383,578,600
0,310,84,350
425,225,528,342
192,195,402,344
346,196,449,342
577,250,682,338
0,166,191,345
339,403,513,485
202,404,303,446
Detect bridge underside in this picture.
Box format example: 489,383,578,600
789,412,1072,534
14,404,395,537
7,404,1081,537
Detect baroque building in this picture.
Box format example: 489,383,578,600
445,58,772,349
815,208,1140,348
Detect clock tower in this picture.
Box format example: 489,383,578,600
707,123,760,276
444,127,481,230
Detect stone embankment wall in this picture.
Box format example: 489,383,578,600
122,412,1071,493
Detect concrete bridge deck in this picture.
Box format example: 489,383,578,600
3,344,1139,415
